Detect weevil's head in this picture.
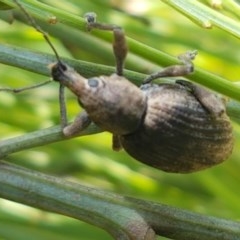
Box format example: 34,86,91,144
51,63,146,135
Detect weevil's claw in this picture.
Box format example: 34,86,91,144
178,50,198,63
84,12,97,31
84,12,97,23
83,12,127,76
143,50,197,84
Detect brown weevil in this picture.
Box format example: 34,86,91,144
13,1,233,174
50,13,233,173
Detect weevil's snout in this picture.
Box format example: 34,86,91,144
50,61,68,82
50,61,87,96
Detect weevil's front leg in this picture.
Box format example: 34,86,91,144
176,80,225,117
63,108,123,151
63,111,92,137
83,13,128,151
143,50,197,84
84,12,128,76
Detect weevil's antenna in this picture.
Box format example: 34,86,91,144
0,0,62,94
13,0,61,63
0,80,52,93
7,0,68,127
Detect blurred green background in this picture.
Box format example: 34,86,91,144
0,0,240,239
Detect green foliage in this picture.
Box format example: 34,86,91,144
0,0,240,239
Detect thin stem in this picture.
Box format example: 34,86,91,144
0,43,145,85
1,0,87,29
161,0,240,38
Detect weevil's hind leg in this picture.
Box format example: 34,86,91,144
143,50,197,84
143,50,225,116
84,12,128,76
176,80,225,117
112,134,123,151
63,111,92,137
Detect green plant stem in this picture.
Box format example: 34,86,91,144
0,43,145,85
161,0,240,38
0,160,240,240
227,100,240,124
200,0,240,19
0,0,86,29
222,0,240,19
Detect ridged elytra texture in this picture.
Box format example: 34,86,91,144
121,83,233,173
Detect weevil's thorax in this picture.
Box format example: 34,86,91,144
79,74,147,135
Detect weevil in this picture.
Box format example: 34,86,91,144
51,13,233,173
11,3,233,173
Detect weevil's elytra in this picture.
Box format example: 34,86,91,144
121,83,233,173
14,0,233,174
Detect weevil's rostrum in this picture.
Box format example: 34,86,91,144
51,13,233,173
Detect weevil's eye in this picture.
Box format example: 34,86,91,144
88,78,99,87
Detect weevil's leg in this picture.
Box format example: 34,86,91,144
176,80,225,116
59,84,68,128
84,12,128,76
63,111,92,137
112,134,123,151
143,50,197,84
